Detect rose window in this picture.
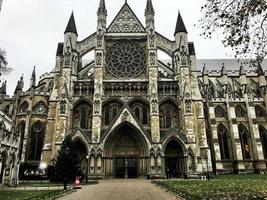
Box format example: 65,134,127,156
106,41,146,78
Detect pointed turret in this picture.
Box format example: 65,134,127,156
174,12,187,35
145,0,155,28
257,63,266,87
30,66,36,88
145,0,155,16
257,63,264,76
15,74,24,92
97,0,107,16
64,12,78,36
239,64,247,86
202,64,209,86
221,63,227,76
0,81,6,94
202,64,208,76
97,0,107,28
239,63,246,75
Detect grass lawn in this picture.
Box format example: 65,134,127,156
153,174,267,200
0,191,52,200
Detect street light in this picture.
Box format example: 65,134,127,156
86,155,89,184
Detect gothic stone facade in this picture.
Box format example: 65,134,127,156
3,0,267,180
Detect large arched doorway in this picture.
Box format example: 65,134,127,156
72,139,88,176
164,139,186,178
104,123,148,178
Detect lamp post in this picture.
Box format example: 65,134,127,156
86,155,89,184
62,141,70,190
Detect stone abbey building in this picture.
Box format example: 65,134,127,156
1,0,267,181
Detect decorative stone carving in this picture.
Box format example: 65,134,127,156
180,45,188,66
108,5,145,33
121,111,129,121
95,52,102,66
106,41,146,78
149,51,156,66
151,93,158,114
93,93,101,114
64,46,71,66
60,100,66,114
149,29,155,48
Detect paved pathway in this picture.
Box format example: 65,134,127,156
59,179,180,200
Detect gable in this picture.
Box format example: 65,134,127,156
107,3,145,33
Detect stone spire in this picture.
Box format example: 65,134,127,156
97,0,107,28
145,0,155,16
174,12,187,35
64,12,78,36
257,63,265,76
239,63,246,75
97,0,107,16
15,74,24,92
30,66,36,88
202,63,208,76
0,81,6,94
221,63,227,76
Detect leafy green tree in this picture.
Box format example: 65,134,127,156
54,137,81,182
0,48,12,76
200,0,267,65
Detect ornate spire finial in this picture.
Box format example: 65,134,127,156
145,0,155,16
98,0,107,16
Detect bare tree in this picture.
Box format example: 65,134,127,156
199,0,267,65
0,48,12,76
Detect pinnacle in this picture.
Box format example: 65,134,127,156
174,11,187,35
64,12,78,36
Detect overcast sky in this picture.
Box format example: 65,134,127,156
0,0,233,94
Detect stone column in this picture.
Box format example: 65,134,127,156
92,29,105,143
147,32,160,143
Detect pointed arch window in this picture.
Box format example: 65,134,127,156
103,101,122,125
159,101,179,128
259,125,267,159
235,105,247,118
215,105,226,118
135,107,140,120
142,107,148,125
19,102,29,114
80,109,88,129
217,124,230,160
73,102,92,129
28,121,45,161
238,124,251,160
112,107,118,119
255,105,265,118
130,101,149,125
104,106,110,125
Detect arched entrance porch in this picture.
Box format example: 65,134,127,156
72,139,88,178
103,123,149,178
164,139,187,178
